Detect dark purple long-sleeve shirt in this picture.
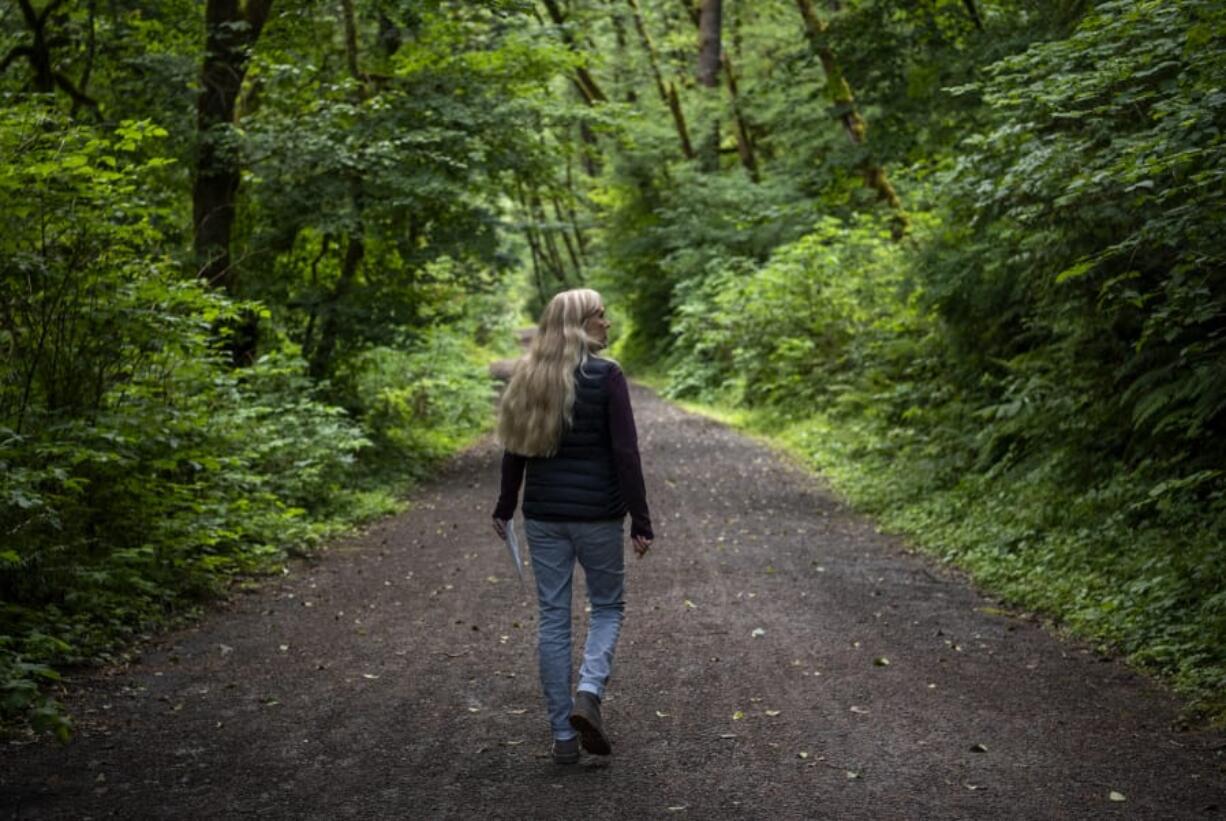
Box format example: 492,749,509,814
494,366,653,540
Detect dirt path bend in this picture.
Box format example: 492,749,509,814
3,384,1225,820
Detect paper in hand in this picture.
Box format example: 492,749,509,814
503,518,525,586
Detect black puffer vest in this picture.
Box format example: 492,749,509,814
522,357,625,522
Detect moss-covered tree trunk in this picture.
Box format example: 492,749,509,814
626,0,695,160
793,0,907,234
193,0,274,363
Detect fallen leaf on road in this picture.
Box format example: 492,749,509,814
656,710,672,718
666,806,687,812
765,710,782,717
849,706,869,715
873,657,890,667
684,599,696,609
751,628,765,638
1109,791,1126,802
467,707,480,713
362,673,380,680
964,783,982,791
797,751,809,759
846,771,861,780
969,743,987,753
732,710,745,720
719,733,737,739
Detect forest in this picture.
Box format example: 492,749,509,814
2,0,1224,740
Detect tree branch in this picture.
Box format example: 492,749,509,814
0,46,34,75
962,0,984,31
540,0,607,104
53,71,100,112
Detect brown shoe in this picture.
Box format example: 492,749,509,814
551,737,580,765
568,691,611,755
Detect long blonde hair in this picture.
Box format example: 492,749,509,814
498,288,604,457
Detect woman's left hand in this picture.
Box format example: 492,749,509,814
632,534,652,559
492,517,508,539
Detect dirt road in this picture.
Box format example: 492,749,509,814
3,383,1224,819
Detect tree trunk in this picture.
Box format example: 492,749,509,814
301,234,331,359
193,0,274,363
71,0,97,118
626,0,667,105
7,0,100,111
666,83,697,160
962,0,984,31
538,0,604,175
553,198,583,276
515,182,567,291
626,0,695,160
193,0,274,291
696,0,721,89
309,0,369,380
610,8,636,103
722,53,758,180
308,234,362,380
696,0,722,171
678,0,754,175
793,0,907,234
531,192,569,283
724,1,757,177
563,158,589,260
551,194,586,268
541,0,607,104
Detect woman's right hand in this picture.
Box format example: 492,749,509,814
632,534,652,559
492,518,508,539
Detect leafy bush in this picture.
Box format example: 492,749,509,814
931,0,1226,476
0,102,505,737
340,332,496,469
667,214,931,417
593,162,810,361
648,0,1226,721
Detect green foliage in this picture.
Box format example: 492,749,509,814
594,163,810,360
0,103,363,734
5,0,1224,736
340,331,496,468
240,2,569,379
928,0,1226,475
590,0,1226,721
0,1,530,737
667,214,930,415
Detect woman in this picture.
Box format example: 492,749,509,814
492,288,654,765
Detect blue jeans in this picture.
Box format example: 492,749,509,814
524,518,626,741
